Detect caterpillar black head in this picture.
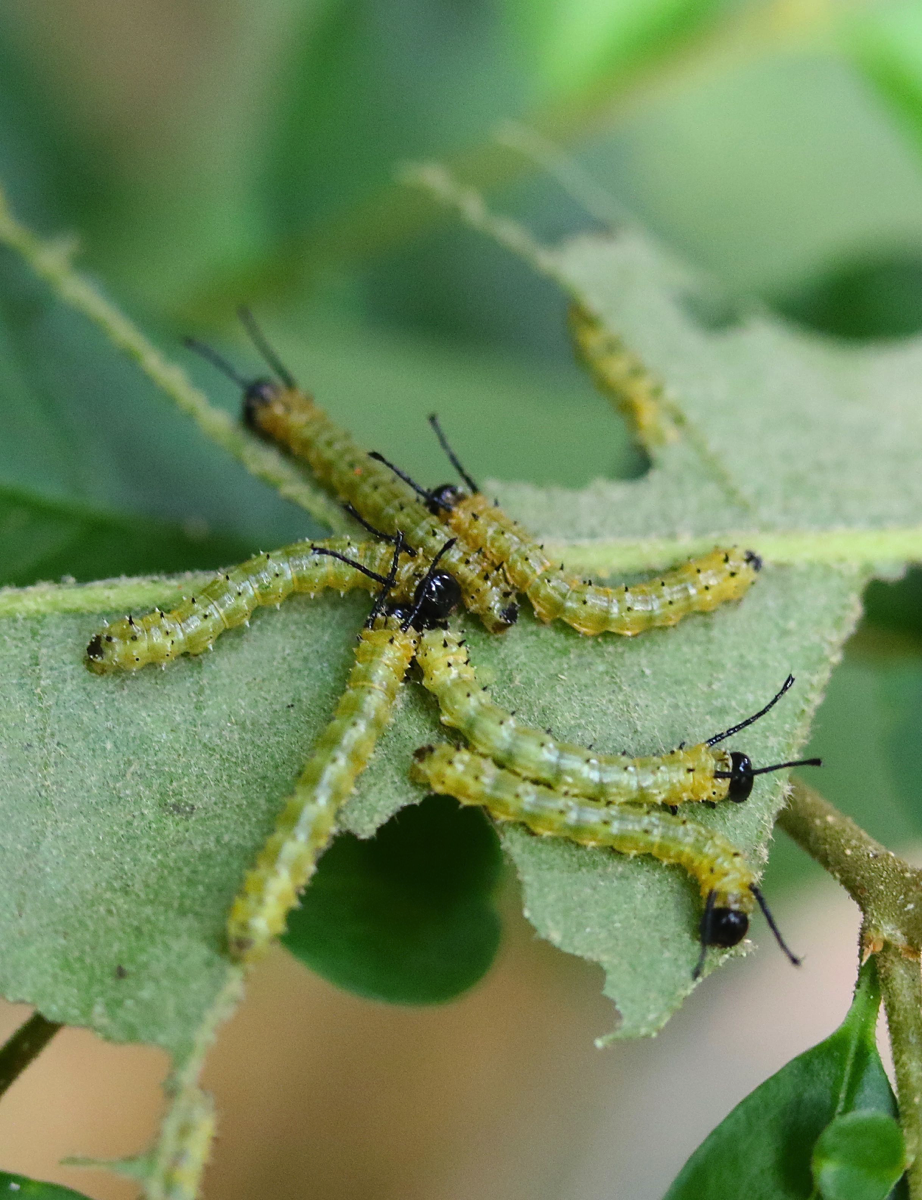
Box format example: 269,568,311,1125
695,885,799,980
391,539,461,632
701,902,749,950
309,533,461,634
707,676,821,801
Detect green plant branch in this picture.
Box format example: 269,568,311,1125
0,1011,62,1099
878,942,922,1195
0,186,349,535
778,781,922,1195
0,523,911,621
0,574,214,619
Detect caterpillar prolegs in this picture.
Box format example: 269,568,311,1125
85,536,423,673
414,630,818,807
410,744,800,976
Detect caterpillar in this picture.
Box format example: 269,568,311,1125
186,314,519,634
568,301,679,448
148,1086,216,1200
377,414,761,637
226,538,462,962
415,629,820,807
84,535,425,673
410,743,799,977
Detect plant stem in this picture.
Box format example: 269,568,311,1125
779,780,922,1195
0,1012,62,1099
777,782,922,951
878,942,922,1195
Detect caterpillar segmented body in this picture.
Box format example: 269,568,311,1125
226,536,462,963
415,628,736,805
440,492,760,636
243,385,518,633
85,537,424,673
150,1086,216,1200
411,743,758,965
569,301,679,447
227,617,418,961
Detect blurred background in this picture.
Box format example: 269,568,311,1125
1,0,922,1196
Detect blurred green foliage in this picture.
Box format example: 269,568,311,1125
666,958,906,1199
2,0,922,996
283,794,503,1004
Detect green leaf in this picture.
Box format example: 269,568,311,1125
665,958,903,1199
813,1111,906,1200
3,216,922,1060
772,255,922,343
0,1172,94,1200
283,794,503,1004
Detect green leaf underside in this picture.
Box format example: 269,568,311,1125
3,223,922,1055
282,794,503,1005
0,1171,94,1199
665,959,904,1200
0,484,257,588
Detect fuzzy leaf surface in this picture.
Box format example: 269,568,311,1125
1,228,921,1053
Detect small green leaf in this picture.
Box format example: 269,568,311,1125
665,959,901,1199
813,1111,906,1200
0,1172,93,1200
283,794,503,1005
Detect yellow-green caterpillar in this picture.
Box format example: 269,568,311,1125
410,743,799,976
188,317,518,634
415,630,816,807
227,538,462,962
386,415,762,637
85,536,426,673
568,300,679,448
